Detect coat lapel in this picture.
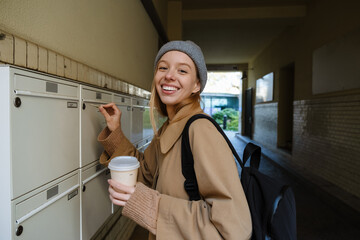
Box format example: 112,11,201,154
160,104,203,154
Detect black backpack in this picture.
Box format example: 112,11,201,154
181,114,297,240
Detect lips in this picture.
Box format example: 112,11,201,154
161,84,179,94
162,85,178,91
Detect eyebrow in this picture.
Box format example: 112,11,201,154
158,60,192,69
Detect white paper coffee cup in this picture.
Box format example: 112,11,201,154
108,156,140,187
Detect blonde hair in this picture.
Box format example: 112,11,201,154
149,80,201,135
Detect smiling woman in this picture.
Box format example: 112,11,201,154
97,40,252,240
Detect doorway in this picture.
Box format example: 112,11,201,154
277,63,294,152
201,71,242,131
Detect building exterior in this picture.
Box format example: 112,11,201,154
201,92,239,116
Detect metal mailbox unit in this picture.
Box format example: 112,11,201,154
0,66,153,239
113,93,132,140
80,86,112,168
12,172,80,240
80,162,111,240
12,70,80,199
131,98,144,146
80,86,114,239
0,66,80,240
131,98,154,150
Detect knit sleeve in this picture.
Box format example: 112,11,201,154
122,182,161,235
98,126,123,157
97,126,136,166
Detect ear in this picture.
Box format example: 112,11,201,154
192,80,201,93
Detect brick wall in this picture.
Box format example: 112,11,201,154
252,95,360,202
293,94,360,198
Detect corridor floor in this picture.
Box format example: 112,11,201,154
129,131,360,240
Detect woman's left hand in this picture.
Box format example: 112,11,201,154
108,179,135,206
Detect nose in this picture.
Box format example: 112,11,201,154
165,68,176,81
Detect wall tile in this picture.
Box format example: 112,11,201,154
70,60,78,80
64,57,77,80
114,80,121,91
254,96,360,201
38,46,48,72
97,72,105,87
27,42,38,70
64,57,71,79
128,84,135,95
121,82,129,94
292,95,360,198
14,37,26,67
88,68,97,85
0,31,14,64
104,75,112,89
48,50,57,75
78,63,89,83
56,54,64,77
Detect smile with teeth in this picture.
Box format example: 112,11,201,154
162,85,179,91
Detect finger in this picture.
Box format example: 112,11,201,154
102,102,116,108
104,104,121,118
112,104,121,116
108,186,131,201
102,106,115,116
99,105,111,119
109,194,126,206
108,179,135,194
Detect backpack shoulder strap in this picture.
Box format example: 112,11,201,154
243,142,261,170
181,114,244,201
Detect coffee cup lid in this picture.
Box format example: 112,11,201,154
108,156,140,171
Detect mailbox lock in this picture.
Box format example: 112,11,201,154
82,185,86,192
14,97,21,108
16,225,23,236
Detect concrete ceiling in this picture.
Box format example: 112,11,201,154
179,0,309,65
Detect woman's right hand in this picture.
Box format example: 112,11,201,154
99,103,122,132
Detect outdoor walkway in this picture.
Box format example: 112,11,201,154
129,131,360,240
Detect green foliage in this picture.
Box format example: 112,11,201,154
212,108,239,131
143,108,152,129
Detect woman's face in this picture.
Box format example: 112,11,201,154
154,51,200,109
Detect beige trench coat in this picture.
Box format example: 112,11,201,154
99,104,252,240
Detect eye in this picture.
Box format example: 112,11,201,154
179,69,188,74
158,66,167,71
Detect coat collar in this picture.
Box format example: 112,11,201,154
159,104,203,154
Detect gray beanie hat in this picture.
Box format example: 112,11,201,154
154,40,207,93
